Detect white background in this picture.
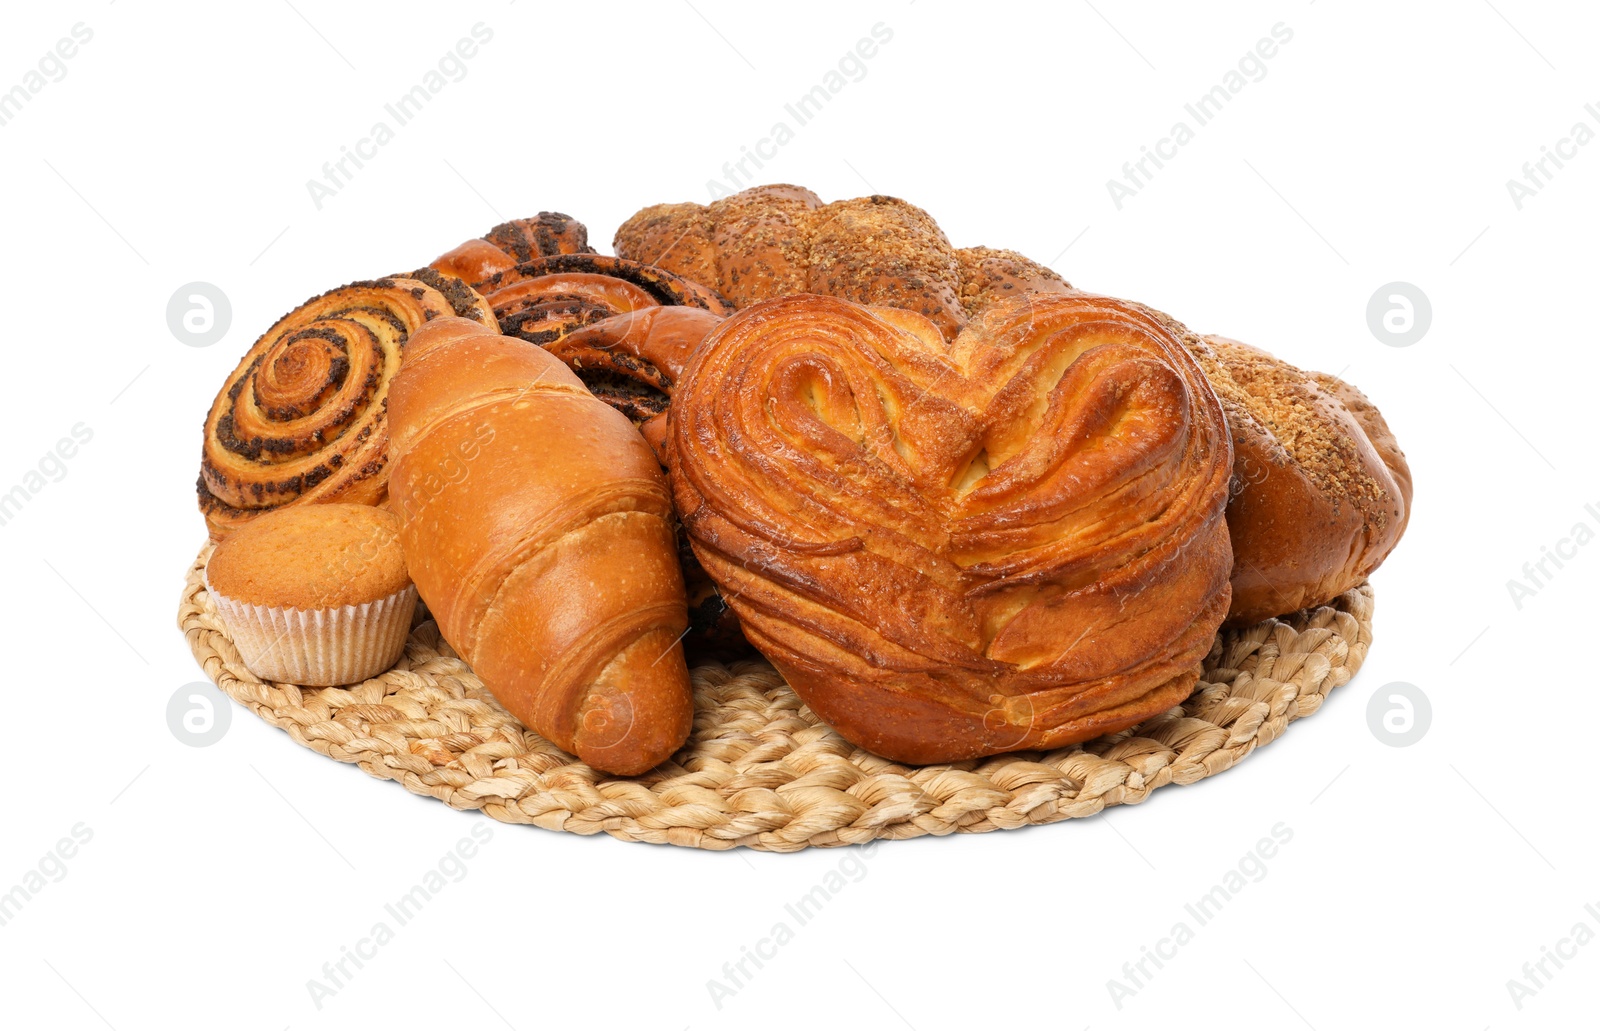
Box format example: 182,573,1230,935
2,1,1595,1028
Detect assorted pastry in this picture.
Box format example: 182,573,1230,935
204,503,417,687
197,269,496,538
387,316,693,776
195,185,1412,774
668,292,1233,763
612,186,1413,627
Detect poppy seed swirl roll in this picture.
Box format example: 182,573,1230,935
197,269,495,538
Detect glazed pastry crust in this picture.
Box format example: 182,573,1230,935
387,317,694,775
669,291,1233,764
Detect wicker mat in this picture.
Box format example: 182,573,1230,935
179,545,1374,851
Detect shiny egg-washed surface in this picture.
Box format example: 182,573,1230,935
669,292,1235,764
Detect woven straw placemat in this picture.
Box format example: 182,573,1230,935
179,545,1373,851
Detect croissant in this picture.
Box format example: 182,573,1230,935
387,316,693,775
429,212,593,287
669,292,1234,764
197,269,495,539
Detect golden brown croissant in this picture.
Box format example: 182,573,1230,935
474,255,744,649
614,185,1072,337
669,292,1234,764
387,316,693,775
429,212,593,286
197,269,496,539
1193,337,1412,625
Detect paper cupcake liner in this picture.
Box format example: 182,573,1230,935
205,580,418,687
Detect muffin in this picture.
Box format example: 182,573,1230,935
205,503,417,686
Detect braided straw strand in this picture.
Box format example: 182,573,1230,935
179,545,1373,852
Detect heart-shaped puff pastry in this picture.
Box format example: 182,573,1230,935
669,292,1235,763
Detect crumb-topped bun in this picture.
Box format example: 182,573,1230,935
613,185,1073,340
1194,337,1412,625
205,504,416,685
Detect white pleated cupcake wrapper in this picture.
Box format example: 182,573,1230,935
206,582,418,687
